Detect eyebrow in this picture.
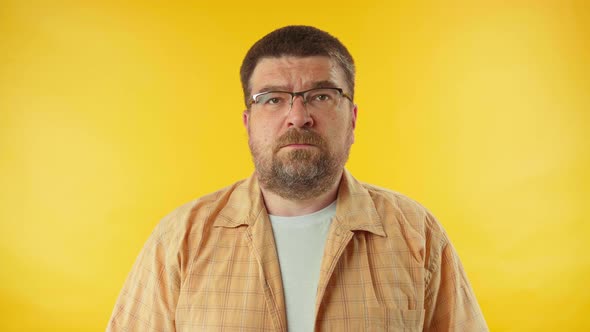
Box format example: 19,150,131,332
255,80,340,94
311,80,339,89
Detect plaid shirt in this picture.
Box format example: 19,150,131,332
107,170,488,331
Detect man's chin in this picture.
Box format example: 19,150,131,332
279,161,320,178
280,150,321,165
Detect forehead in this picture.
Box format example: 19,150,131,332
249,56,346,92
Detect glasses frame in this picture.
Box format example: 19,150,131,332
248,87,353,109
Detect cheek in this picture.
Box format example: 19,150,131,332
325,116,351,139
249,122,275,146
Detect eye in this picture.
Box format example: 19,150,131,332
256,92,289,107
307,89,337,104
266,97,283,105
313,94,331,102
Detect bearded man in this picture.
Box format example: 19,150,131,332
108,25,488,332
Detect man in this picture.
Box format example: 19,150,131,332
108,25,488,331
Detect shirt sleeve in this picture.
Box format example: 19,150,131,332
423,217,489,331
106,225,181,331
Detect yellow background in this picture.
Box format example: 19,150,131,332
1,1,589,331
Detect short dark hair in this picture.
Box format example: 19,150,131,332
240,25,355,107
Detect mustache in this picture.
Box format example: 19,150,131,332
273,129,325,152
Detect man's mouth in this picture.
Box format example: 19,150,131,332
274,129,324,152
281,143,316,149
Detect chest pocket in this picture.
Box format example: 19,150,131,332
316,308,425,331
366,308,425,331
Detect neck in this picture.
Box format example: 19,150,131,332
259,170,343,217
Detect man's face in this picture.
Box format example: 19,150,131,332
243,56,357,200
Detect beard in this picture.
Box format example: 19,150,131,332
249,128,351,201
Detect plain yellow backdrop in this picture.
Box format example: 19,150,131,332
1,1,589,331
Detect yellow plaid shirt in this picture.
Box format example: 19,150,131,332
107,170,488,331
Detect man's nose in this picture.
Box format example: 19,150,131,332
286,95,313,128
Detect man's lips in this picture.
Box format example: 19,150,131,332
275,129,324,151
281,143,316,148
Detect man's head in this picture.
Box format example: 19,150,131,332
240,25,355,107
241,26,357,201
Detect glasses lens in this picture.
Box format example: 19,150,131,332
304,88,341,110
252,88,343,111
254,92,292,111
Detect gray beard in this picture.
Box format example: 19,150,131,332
256,149,342,200
249,129,350,201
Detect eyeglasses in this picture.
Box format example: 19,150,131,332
249,87,353,112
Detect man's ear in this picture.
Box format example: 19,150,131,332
350,104,358,144
351,104,358,130
243,110,250,129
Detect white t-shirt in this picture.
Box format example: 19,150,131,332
269,201,336,332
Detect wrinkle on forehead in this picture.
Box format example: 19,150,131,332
249,56,345,94
257,80,340,94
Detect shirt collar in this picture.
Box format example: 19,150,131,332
214,169,386,237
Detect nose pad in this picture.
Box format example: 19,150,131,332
289,94,307,111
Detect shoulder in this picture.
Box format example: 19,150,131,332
363,183,429,218
356,181,452,279
364,183,442,230
359,181,449,254
149,179,248,246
